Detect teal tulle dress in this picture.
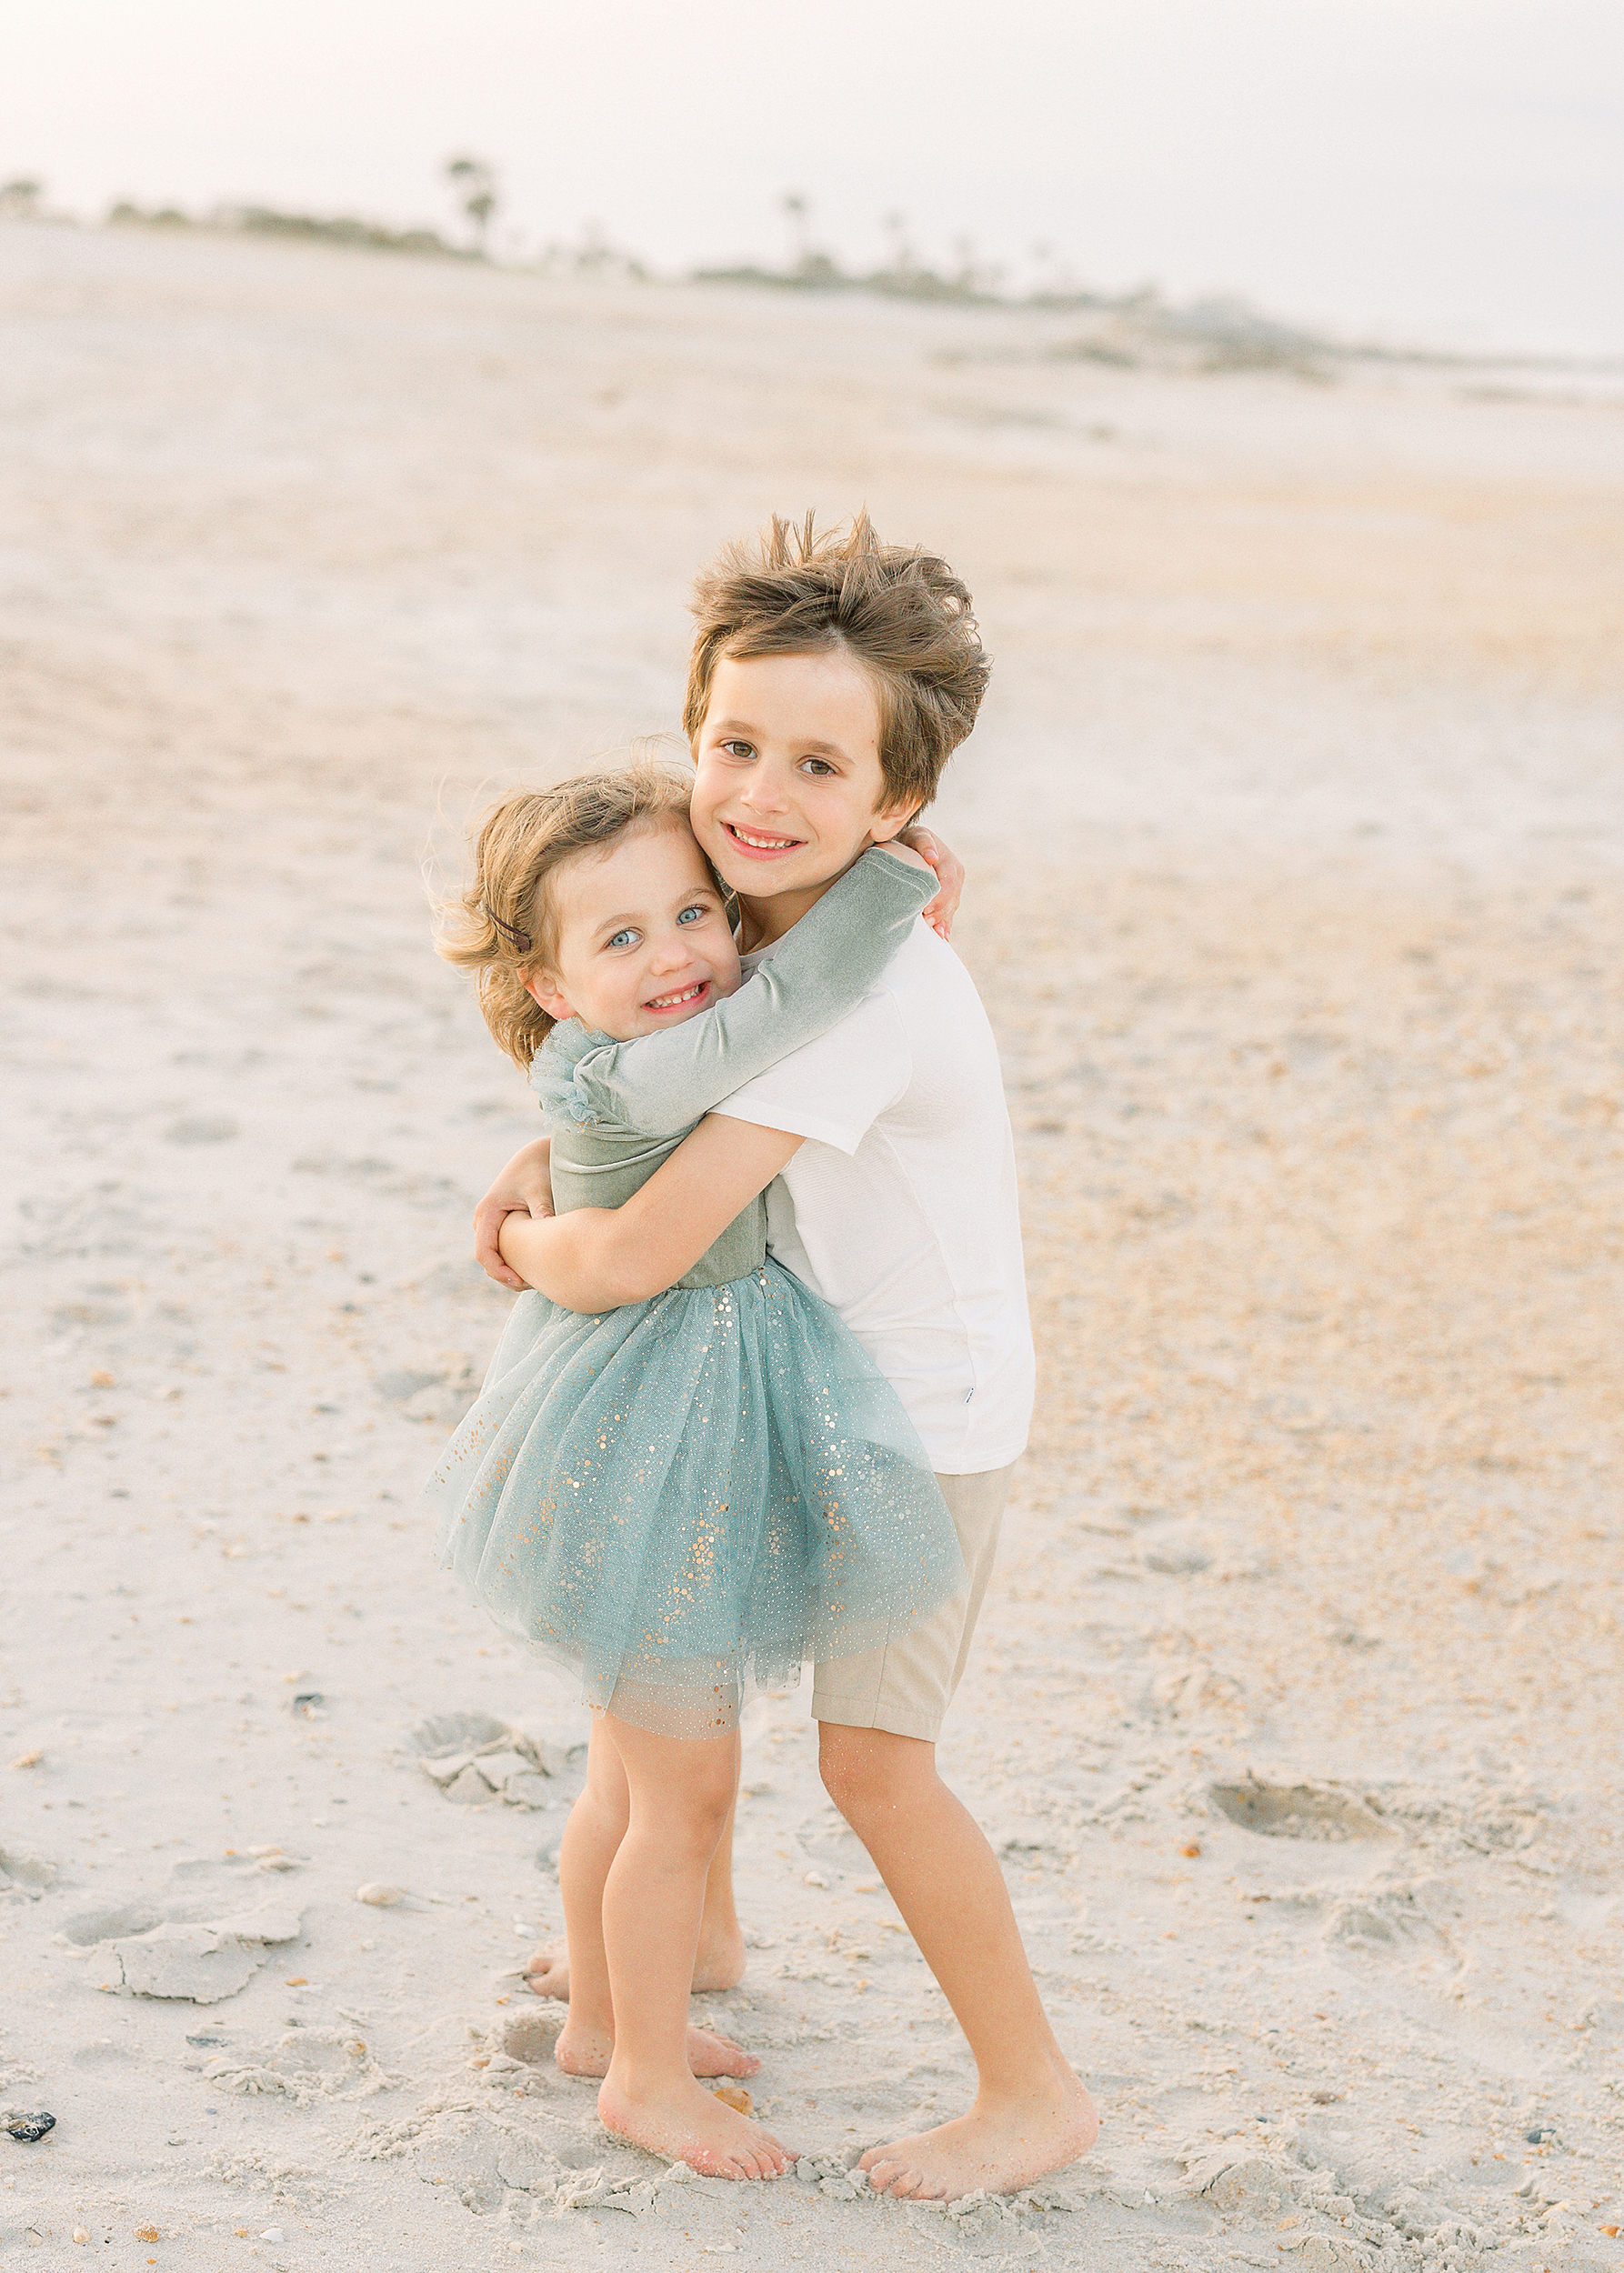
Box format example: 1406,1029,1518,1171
426,849,967,1737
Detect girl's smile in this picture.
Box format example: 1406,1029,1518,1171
644,977,715,1014
524,813,741,1040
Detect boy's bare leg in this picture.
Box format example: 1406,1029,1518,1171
594,1713,792,2178
525,1739,747,1998
551,1717,757,2081
819,1723,1098,2199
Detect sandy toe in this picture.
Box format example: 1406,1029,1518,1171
860,2082,1099,2202
596,2072,793,2179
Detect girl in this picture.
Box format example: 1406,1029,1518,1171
429,760,965,2178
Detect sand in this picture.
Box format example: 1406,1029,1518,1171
2,216,1622,2271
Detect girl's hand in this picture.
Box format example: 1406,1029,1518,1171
876,841,936,876
474,1137,555,1291
896,824,965,941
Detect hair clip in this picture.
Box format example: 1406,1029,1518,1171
484,906,532,954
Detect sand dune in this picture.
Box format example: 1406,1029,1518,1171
2,218,1621,2269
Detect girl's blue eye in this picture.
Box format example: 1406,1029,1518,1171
606,928,637,950
676,904,706,926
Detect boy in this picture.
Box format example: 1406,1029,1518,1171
480,515,1098,2200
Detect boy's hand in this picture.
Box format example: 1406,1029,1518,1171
897,824,965,941
474,1137,554,1291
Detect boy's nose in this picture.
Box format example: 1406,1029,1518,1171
739,761,792,815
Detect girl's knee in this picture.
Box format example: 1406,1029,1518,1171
643,1779,731,1869
573,1778,629,1843
691,1783,734,1849
624,1738,734,1853
683,1756,737,1837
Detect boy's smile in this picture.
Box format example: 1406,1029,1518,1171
690,649,916,943
721,821,806,857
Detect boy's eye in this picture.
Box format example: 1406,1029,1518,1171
721,739,754,759
798,756,836,777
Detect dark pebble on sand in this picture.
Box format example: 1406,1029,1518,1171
5,2113,55,2143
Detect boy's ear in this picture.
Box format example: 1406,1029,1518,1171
867,796,920,847
524,971,576,1022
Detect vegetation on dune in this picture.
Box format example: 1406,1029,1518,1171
445,155,500,255
7,162,1608,383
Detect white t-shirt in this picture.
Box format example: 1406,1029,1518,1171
715,917,1035,1474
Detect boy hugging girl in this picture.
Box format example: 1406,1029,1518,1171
432,514,1096,2196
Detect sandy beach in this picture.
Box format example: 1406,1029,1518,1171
2,218,1621,2270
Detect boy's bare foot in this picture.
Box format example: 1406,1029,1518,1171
859,2071,1098,2202
554,2018,759,2081
524,1926,747,2001
597,2069,793,2179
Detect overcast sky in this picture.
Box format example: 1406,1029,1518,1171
5,0,1620,355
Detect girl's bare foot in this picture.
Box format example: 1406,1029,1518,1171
522,1938,572,1999
554,2018,759,2080
859,2070,1098,2202
524,1924,747,2000
597,2068,793,2179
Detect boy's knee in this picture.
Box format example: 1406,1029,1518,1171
818,1725,930,1827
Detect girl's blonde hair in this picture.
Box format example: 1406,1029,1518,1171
438,758,696,1066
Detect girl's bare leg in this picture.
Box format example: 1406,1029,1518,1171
694,1782,747,1982
595,1713,792,2178
526,1732,747,1998
551,1717,627,2073
552,1717,757,2080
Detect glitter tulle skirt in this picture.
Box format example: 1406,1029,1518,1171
426,1262,966,1737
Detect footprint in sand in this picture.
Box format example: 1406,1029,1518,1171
61,1857,305,2004
1208,1775,1388,1843
410,1711,581,1810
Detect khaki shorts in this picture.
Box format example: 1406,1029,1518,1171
811,1463,1016,1742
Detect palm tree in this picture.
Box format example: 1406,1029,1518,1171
445,155,500,255
780,190,810,275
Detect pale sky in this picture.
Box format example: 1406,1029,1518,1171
5,0,1621,355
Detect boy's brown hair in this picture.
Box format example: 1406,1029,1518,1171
436,758,694,1066
684,512,991,817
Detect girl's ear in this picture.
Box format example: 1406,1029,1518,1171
524,971,575,1022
